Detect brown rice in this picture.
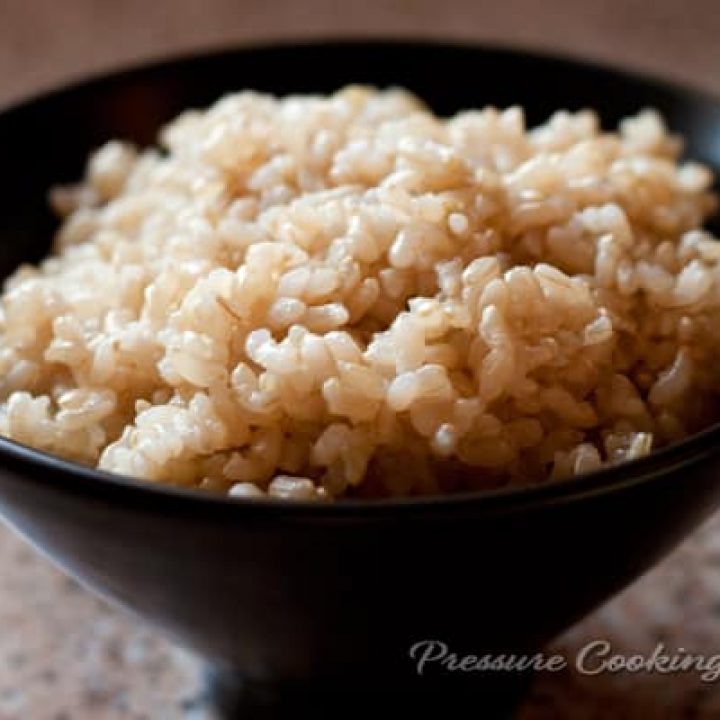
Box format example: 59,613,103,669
0,86,719,499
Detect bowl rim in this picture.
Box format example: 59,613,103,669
2,37,720,518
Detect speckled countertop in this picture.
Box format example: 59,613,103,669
0,526,211,720
1,514,720,719
2,1,720,717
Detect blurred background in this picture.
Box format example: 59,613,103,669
2,1,720,718
2,0,720,107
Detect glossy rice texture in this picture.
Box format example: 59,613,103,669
0,86,718,499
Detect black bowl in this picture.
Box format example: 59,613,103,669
1,40,720,716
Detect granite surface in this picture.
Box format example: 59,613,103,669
2,1,720,717
3,515,720,719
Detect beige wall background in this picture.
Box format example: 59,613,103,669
0,0,719,107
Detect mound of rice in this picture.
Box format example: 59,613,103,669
0,86,719,499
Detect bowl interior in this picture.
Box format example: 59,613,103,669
2,40,720,276
1,40,720,510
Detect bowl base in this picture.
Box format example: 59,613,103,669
205,664,533,719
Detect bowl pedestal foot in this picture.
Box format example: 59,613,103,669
205,664,533,718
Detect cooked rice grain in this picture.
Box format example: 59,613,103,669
2,86,720,499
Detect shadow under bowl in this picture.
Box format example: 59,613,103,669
1,40,720,716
